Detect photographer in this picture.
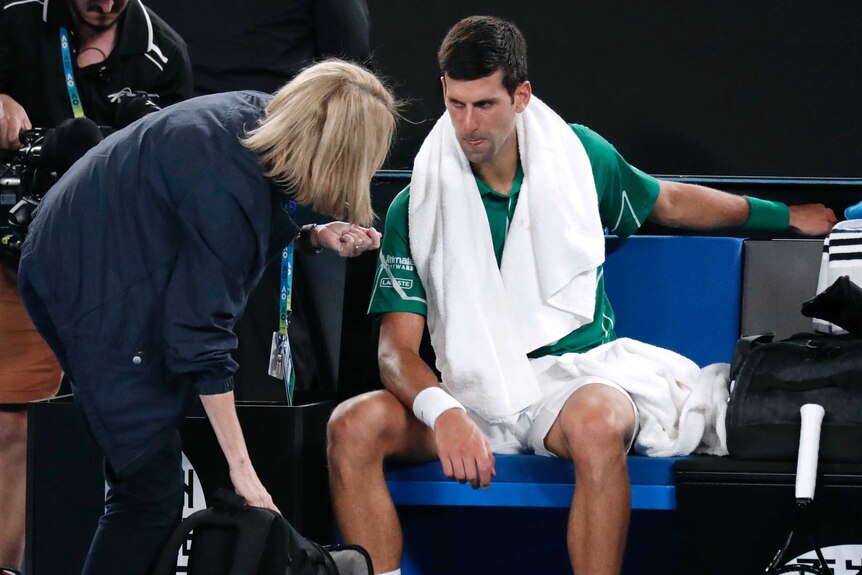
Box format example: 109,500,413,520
0,1,191,572
0,0,191,148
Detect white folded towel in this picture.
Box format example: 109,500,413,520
409,96,604,423
530,338,730,456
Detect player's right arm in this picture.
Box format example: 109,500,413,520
378,311,496,489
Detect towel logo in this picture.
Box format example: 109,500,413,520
381,277,413,290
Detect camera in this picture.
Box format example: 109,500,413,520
0,93,163,268
0,129,57,267
109,89,161,128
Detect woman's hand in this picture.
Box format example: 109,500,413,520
229,460,280,512
313,222,381,257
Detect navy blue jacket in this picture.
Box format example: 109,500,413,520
20,92,300,474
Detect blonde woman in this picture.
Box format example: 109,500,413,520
17,60,397,575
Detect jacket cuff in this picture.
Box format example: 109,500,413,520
197,375,235,395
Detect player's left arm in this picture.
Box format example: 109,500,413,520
651,179,837,236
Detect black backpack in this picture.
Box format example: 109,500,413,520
153,490,372,575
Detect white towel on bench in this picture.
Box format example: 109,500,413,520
531,338,729,456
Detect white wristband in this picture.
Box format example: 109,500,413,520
412,387,465,430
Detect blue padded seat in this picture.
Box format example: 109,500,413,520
605,235,743,367
387,454,679,510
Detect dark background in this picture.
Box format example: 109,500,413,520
135,1,862,399
368,0,862,178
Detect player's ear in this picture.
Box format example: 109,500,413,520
514,81,531,113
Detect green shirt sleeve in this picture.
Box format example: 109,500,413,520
571,124,660,237
367,187,429,316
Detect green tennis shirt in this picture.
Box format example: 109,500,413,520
368,124,660,357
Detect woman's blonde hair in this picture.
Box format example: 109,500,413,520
242,60,397,227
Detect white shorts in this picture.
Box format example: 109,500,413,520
465,358,640,458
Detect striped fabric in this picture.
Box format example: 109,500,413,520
814,219,862,334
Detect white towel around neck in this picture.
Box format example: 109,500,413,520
408,96,605,422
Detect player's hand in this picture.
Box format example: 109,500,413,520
789,204,838,236
314,221,382,257
0,94,32,149
434,409,496,489
229,460,280,513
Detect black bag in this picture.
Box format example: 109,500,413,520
801,275,862,336
726,332,862,462
153,490,372,575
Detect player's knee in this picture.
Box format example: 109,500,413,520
327,392,396,466
561,394,630,463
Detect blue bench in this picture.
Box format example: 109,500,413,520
386,452,678,511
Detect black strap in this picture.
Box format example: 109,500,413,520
152,503,277,575
210,487,247,509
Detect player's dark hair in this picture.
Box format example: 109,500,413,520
437,16,528,97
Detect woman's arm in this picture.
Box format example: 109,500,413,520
200,391,279,512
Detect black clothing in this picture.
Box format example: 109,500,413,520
80,433,184,575
0,0,192,128
145,0,370,95
19,91,300,474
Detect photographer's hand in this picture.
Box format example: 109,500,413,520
0,94,32,149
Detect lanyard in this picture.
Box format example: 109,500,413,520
278,200,298,336
277,200,298,403
59,28,86,118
